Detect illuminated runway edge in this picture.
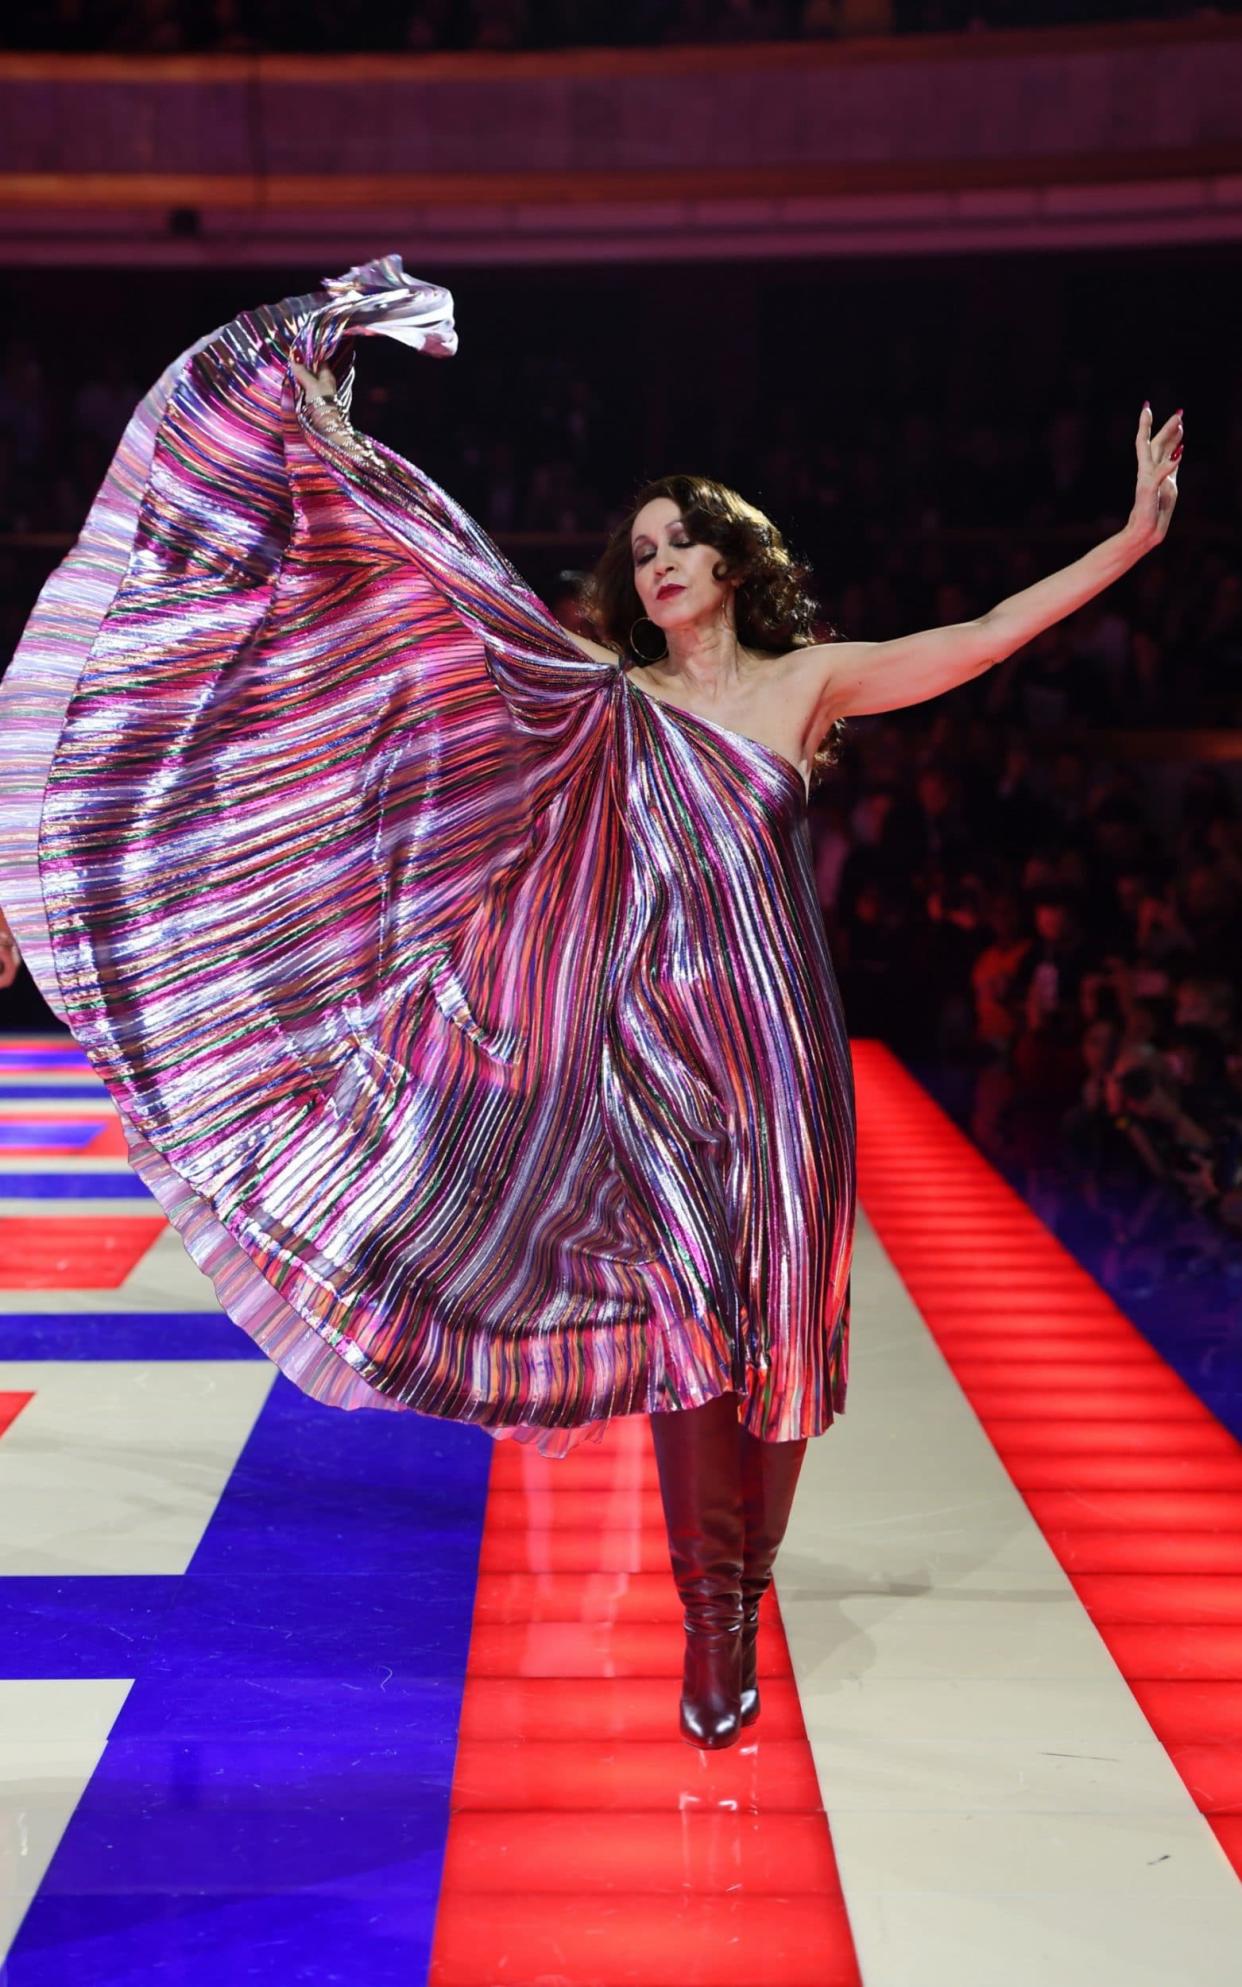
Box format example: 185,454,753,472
3,1033,1242,1986
426,1424,860,1987
776,1040,1242,1987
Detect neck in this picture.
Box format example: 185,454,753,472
655,618,751,698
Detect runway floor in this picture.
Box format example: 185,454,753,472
0,1033,1240,1985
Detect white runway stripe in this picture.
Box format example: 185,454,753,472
0,1198,154,1218
0,1101,113,1118
0,1360,276,1576
0,1074,108,1091
0,1682,132,1951
778,1207,1242,1986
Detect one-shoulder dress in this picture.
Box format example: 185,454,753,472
0,256,855,1457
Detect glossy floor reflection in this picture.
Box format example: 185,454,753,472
785,1043,1242,1986
0,1038,494,1985
430,1415,858,1987
2,1033,1241,1984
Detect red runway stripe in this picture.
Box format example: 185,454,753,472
852,1039,1242,1879
0,1392,34,1438
0,1214,165,1287
428,1419,862,1986
0,1038,79,1051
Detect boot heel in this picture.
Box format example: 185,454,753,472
649,1392,746,1752
680,1620,744,1749
739,1611,761,1725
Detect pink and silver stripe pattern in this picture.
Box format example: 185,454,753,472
0,255,854,1454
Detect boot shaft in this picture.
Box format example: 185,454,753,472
739,1423,807,1599
649,1391,747,1749
649,1389,747,1606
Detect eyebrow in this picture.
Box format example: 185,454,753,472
630,521,687,551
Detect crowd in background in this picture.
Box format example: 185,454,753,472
3,292,1239,732
3,249,1241,1297
0,0,1235,53
793,703,1242,1286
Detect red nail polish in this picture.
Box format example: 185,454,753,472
1172,442,1184,459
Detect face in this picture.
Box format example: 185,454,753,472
1021,855,1058,893
1116,874,1146,919
1175,983,1229,1032
1083,1021,1116,1071
1164,1045,1195,1085
1184,866,1231,919
916,769,950,814
856,793,893,843
629,497,736,634
1125,1003,1157,1045
1034,903,1068,944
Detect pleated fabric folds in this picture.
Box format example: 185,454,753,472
0,255,854,1455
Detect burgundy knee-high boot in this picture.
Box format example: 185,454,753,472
738,1424,808,1726
648,1391,746,1750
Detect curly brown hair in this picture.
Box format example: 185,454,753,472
583,472,847,782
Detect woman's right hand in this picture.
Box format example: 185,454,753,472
0,914,20,992
288,352,378,466
290,356,337,402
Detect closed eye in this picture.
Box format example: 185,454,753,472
635,537,691,564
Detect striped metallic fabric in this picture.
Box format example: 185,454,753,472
0,254,854,1456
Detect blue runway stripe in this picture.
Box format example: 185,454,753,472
0,1054,83,1070
0,1125,105,1150
6,1892,448,1987
3,1377,493,1985
0,1082,109,1100
0,1312,268,1360
0,1173,153,1200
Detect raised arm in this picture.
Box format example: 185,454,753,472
290,356,381,467
0,908,19,992
813,404,1183,724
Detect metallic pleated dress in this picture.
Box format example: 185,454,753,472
0,255,855,1457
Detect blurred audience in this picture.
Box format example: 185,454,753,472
2,0,1238,53
3,251,1242,1309
3,299,1239,741
801,701,1242,1284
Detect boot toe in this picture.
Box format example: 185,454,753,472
680,1700,743,1749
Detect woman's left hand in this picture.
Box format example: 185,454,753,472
1127,404,1183,553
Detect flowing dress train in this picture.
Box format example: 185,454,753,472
0,255,855,1457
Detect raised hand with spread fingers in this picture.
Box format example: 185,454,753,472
1129,402,1183,551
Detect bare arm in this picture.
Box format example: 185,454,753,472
290,357,381,467
563,631,620,665
813,404,1183,724
0,909,19,992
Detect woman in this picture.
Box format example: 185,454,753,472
0,258,1181,1750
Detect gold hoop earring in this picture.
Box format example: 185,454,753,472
629,614,668,663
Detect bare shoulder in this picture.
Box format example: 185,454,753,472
788,637,875,731
563,629,624,667
778,639,871,744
